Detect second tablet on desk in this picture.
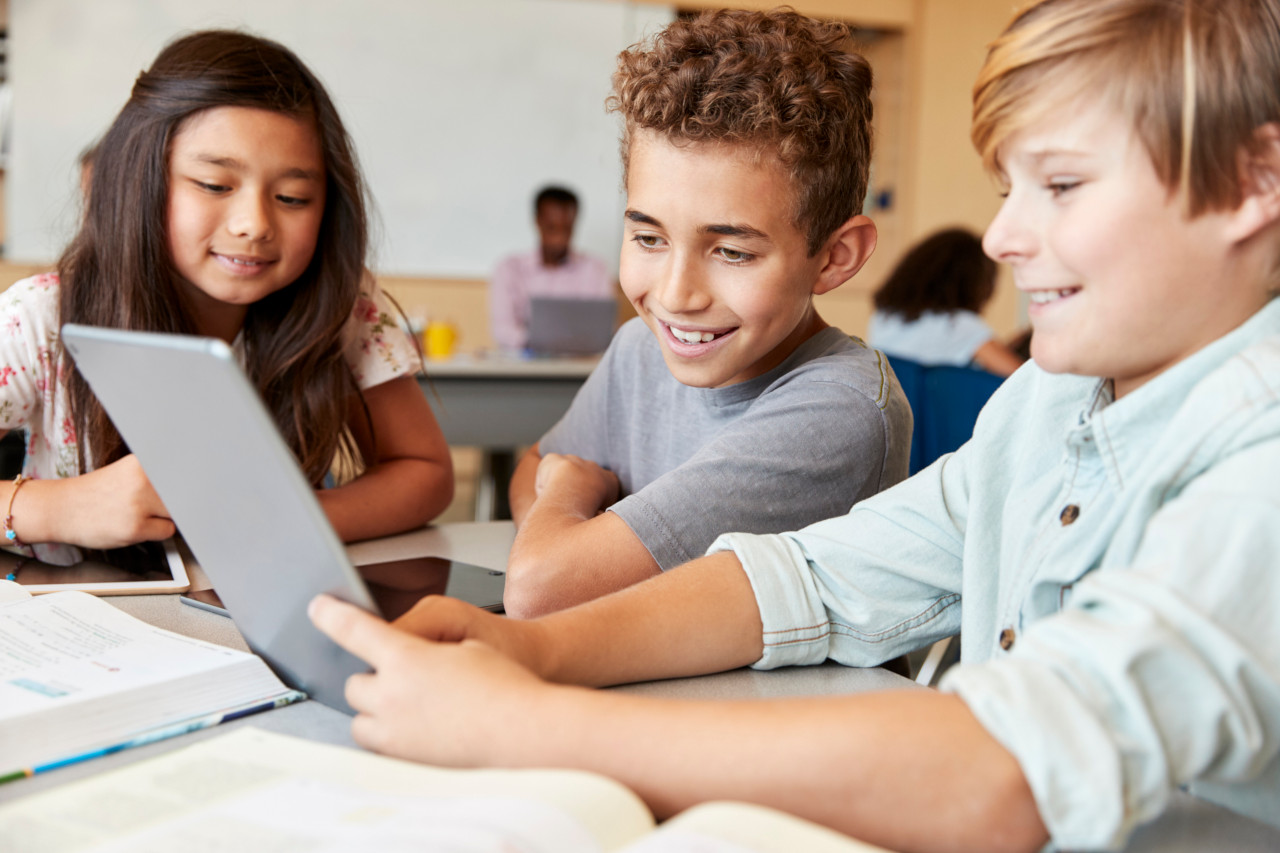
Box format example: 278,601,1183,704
5,538,190,596
186,556,505,619
60,324,504,716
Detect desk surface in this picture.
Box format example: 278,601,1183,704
424,352,599,379
5,522,1279,853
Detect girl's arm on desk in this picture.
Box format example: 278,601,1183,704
317,375,454,542
308,563,1046,853
3,454,175,549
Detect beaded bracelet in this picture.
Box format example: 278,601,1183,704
4,474,29,546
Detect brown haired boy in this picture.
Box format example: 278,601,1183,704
503,9,910,617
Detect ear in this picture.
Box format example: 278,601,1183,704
1225,122,1280,244
811,215,878,296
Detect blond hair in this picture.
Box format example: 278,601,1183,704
973,0,1280,216
609,8,873,255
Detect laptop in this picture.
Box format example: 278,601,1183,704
526,296,616,356
59,324,505,715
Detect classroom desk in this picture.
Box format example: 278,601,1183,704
6,523,1280,853
419,354,598,520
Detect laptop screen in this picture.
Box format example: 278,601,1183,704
526,296,616,355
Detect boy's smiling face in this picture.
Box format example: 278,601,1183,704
983,99,1272,398
619,132,833,388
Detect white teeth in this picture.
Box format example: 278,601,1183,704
671,327,716,344
1028,289,1076,304
229,257,260,266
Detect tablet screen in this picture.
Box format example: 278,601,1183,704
190,556,505,618
3,539,191,595
357,556,506,617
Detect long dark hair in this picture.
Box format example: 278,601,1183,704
58,29,370,484
873,228,997,322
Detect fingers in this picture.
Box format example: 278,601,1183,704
140,517,177,542
309,594,403,666
391,594,487,642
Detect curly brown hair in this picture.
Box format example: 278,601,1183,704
608,7,873,255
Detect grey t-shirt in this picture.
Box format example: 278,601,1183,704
540,319,911,570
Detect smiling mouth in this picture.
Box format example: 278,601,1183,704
663,322,736,345
1026,287,1081,304
214,252,276,271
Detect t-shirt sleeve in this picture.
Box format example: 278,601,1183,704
0,274,61,431
342,278,420,389
612,375,898,571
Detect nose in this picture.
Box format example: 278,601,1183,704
655,252,712,315
228,191,274,242
982,193,1035,265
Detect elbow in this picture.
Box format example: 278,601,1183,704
411,458,455,526
950,760,1048,853
502,552,568,619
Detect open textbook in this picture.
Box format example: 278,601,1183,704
0,580,302,781
0,727,895,853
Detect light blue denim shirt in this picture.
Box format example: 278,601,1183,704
711,298,1280,850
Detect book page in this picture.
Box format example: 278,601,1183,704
0,728,655,852
0,591,292,772
0,591,255,719
0,578,29,605
621,802,898,853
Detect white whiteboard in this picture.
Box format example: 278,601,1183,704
7,0,675,277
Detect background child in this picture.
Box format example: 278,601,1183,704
0,30,453,565
313,1,1280,850
504,10,911,618
488,185,614,353
868,227,1025,376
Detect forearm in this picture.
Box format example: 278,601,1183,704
320,456,453,542
505,502,659,616
508,446,541,526
328,375,454,542
515,686,1047,853
3,477,65,544
973,339,1025,377
526,550,764,685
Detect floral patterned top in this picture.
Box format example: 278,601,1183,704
0,272,419,563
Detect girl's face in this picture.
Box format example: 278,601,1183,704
982,100,1271,398
167,106,326,341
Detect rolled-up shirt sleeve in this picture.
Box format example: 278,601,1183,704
944,439,1280,850
709,444,972,670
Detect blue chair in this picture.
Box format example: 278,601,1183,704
886,355,1004,475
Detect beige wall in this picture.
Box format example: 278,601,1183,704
906,0,1024,337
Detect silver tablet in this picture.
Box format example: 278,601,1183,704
60,324,499,715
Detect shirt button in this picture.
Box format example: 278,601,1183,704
1059,504,1080,525
999,627,1016,651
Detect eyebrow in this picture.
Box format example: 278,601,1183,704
625,209,771,242
189,153,323,182
1025,149,1092,166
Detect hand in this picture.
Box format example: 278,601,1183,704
390,593,550,673
534,453,620,515
29,454,175,549
309,594,554,766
